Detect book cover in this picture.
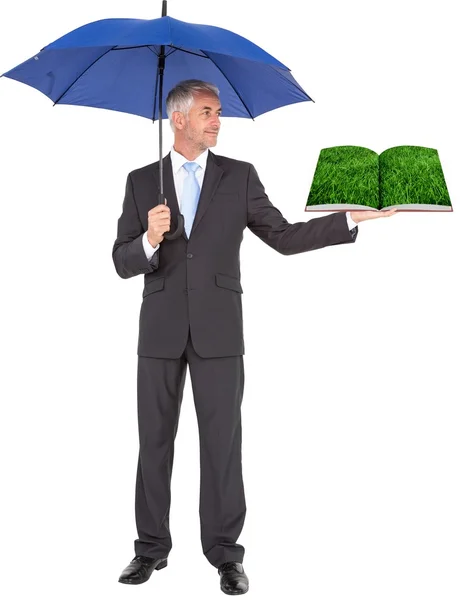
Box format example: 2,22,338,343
305,145,453,212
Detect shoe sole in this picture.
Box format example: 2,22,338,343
220,585,249,595
118,558,168,585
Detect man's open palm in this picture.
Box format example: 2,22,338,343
350,207,398,224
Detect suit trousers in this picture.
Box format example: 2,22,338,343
134,327,246,567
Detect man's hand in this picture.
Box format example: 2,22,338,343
147,205,171,247
350,207,398,224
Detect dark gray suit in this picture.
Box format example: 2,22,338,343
112,150,358,566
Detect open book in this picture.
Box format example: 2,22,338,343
305,145,452,212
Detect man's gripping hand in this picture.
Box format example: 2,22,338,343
147,205,171,247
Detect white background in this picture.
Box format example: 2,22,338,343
0,1,460,598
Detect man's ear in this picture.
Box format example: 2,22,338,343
172,111,185,130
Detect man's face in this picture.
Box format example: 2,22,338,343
180,91,222,151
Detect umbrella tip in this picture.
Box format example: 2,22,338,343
161,0,167,17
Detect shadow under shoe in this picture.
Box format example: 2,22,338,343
118,555,168,585
218,562,249,595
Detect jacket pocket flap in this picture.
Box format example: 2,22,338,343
215,273,243,293
143,276,165,297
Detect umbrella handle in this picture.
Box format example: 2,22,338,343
164,214,184,240
158,192,184,240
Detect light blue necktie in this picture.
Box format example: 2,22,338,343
181,161,200,238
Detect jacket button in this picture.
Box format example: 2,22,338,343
187,253,193,258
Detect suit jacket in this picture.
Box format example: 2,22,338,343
112,151,358,359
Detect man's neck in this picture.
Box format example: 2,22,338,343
173,143,207,162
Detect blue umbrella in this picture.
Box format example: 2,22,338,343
1,1,313,238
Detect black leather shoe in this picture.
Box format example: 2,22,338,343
218,562,249,595
118,555,168,585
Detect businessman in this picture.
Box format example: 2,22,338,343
113,79,397,595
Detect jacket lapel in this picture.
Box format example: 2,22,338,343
190,151,223,238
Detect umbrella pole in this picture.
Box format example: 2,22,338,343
158,0,184,240
158,55,164,199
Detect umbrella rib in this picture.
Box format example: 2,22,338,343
169,46,208,59
146,45,178,58
53,46,116,105
147,45,204,59
200,50,255,120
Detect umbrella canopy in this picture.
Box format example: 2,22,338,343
1,3,313,239
1,15,313,120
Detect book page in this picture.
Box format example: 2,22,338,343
379,146,452,210
306,146,379,211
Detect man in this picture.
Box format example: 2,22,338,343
113,79,397,595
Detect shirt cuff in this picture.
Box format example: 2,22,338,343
142,231,160,260
345,211,357,230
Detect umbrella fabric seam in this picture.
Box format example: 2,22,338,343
200,50,255,120
269,64,315,103
53,46,115,105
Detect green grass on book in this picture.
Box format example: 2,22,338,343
305,145,452,212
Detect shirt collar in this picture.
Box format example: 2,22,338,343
170,145,209,174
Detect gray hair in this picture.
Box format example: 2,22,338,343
166,79,220,130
